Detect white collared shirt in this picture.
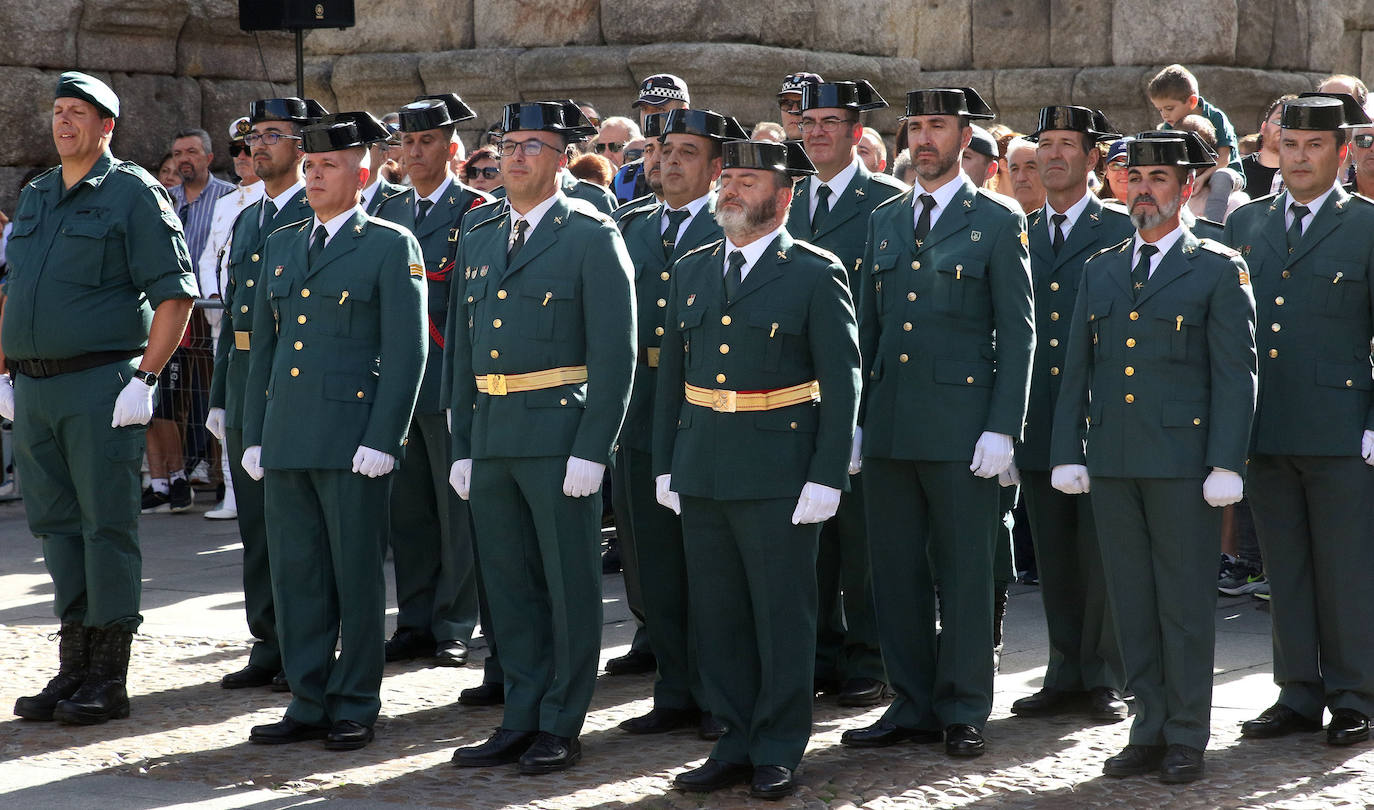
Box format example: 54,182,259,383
1044,191,1092,241
723,224,786,282
310,205,365,248
809,157,861,219
1283,182,1340,233
509,190,560,249
661,192,711,238
417,176,453,218
262,180,305,227
1132,226,1184,278
912,172,968,232
359,179,383,211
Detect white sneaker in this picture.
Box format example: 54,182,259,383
204,503,238,520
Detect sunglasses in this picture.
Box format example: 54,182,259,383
229,143,249,157
778,99,802,114
594,141,625,154
465,165,501,180
1355,134,1374,149
622,148,644,163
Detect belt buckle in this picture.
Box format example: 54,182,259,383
711,389,736,413
645,347,660,368
486,373,508,396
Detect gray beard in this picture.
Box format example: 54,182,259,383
1130,193,1180,230
714,194,778,241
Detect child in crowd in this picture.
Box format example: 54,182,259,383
1148,64,1243,177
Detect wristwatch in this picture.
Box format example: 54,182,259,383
132,369,158,387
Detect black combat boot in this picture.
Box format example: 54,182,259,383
14,622,90,721
54,627,132,725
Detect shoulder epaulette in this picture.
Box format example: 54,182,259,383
566,197,614,224
871,188,913,214
114,160,162,189
869,173,906,192
792,238,843,266
976,187,1022,214
679,239,725,262
1197,237,1240,258
267,216,312,242
1099,200,1130,217
365,215,410,237
1089,237,1132,262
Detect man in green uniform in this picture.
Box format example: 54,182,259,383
1051,132,1256,782
359,115,406,216
653,139,859,800
788,79,905,707
613,108,742,739
1224,94,1374,748
240,118,427,751
841,87,1034,758
205,97,321,692
375,94,490,667
448,101,635,774
7,72,197,725
1011,105,1131,724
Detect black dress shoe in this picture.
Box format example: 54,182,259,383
837,677,891,707
1010,687,1076,717
324,719,374,750
1089,687,1129,722
384,628,437,662
1158,744,1205,783
249,716,329,745
270,671,290,692
221,664,276,689
517,732,581,774
750,765,796,800
433,640,468,667
1327,708,1371,746
605,649,656,675
673,758,751,792
619,706,698,734
944,724,985,757
841,720,942,748
452,727,537,767
698,712,726,741
1102,744,1165,777
457,682,504,706
1241,703,1322,739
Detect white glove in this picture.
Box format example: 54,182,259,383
848,426,863,475
791,481,842,524
1362,429,1374,467
111,377,155,428
351,445,396,478
0,374,14,421
241,445,264,481
562,456,606,498
969,431,1014,478
449,458,472,500
1051,463,1090,495
1203,467,1244,507
656,473,681,515
205,407,226,442
999,460,1021,488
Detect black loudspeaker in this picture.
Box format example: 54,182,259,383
239,0,355,31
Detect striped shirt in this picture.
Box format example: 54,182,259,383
169,175,235,277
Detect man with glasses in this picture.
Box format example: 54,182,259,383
786,79,905,709
1347,128,1374,196
206,97,323,693
777,72,823,141
448,100,635,774
593,116,641,168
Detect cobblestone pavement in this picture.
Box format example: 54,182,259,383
0,503,1372,808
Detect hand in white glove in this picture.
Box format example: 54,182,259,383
449,458,472,500
111,377,155,428
655,473,680,515
969,431,1015,478
1362,430,1374,467
351,445,396,478
241,446,264,481
1051,464,1090,495
0,374,14,421
848,426,863,475
1202,467,1244,507
999,460,1021,488
205,407,226,442
791,481,842,524
562,456,606,498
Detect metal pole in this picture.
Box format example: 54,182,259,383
295,28,304,98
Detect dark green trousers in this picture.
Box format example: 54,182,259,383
864,458,998,729
265,467,390,727
1248,454,1374,718
470,456,602,738
1021,470,1121,692
226,426,278,670
14,361,143,631
617,447,702,709
815,474,885,684
680,495,819,770
389,410,478,643
609,448,652,656
1091,476,1219,750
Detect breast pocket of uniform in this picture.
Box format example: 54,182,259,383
1312,260,1367,317
3,217,38,280
266,280,291,333
463,278,488,332
870,253,897,315
523,278,576,340
335,282,377,339
1087,299,1113,359
1156,303,1204,361
678,308,705,369
748,309,805,371
53,218,113,285
934,258,988,314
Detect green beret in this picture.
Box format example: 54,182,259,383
56,71,119,119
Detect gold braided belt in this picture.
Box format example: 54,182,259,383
476,365,588,396
684,380,820,413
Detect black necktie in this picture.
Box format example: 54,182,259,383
812,184,832,233
508,219,528,260
915,193,936,243
1051,213,1067,254
724,250,745,301
261,199,277,228
663,209,691,257
416,199,434,228
1287,203,1309,250
1132,244,1157,300
308,224,327,267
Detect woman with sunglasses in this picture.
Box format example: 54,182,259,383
461,145,503,194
